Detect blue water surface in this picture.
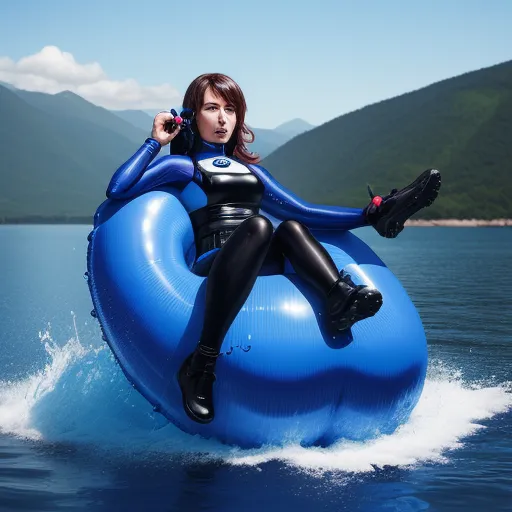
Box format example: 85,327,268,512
0,225,510,512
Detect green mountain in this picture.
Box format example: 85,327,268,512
0,85,146,222
14,89,148,147
261,60,512,220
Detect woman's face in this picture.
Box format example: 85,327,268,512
195,87,237,145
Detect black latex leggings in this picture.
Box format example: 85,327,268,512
198,215,341,353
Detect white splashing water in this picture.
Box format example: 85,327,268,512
227,368,511,475
0,318,510,474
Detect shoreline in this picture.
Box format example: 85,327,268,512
405,219,512,227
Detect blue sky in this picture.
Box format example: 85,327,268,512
0,0,510,128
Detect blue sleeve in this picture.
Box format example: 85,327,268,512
107,138,194,200
248,164,368,230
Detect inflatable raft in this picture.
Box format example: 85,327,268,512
86,186,428,448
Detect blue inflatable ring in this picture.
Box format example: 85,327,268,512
86,187,427,448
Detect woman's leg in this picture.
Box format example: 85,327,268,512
273,220,383,331
179,215,274,424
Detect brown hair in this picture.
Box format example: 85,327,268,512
176,73,260,164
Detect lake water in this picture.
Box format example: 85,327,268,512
0,225,510,511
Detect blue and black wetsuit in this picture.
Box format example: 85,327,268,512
107,137,382,423
108,137,368,265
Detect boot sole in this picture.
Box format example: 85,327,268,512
178,357,214,424
333,288,383,331
377,169,441,238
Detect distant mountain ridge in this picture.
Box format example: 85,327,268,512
274,118,315,137
1,60,511,222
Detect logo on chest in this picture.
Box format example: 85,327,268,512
198,157,250,175
212,158,231,168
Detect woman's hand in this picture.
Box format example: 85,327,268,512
151,111,181,146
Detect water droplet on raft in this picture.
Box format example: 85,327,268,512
83,272,89,280
90,309,97,318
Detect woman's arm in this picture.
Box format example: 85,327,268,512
248,163,368,230
107,138,194,200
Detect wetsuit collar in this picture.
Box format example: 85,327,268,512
194,139,226,159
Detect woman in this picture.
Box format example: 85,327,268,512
107,73,441,425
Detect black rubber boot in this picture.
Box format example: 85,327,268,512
178,345,218,424
326,271,383,331
365,169,441,238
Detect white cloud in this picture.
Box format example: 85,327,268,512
0,46,181,110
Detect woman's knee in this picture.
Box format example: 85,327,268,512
243,215,274,240
275,219,307,240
